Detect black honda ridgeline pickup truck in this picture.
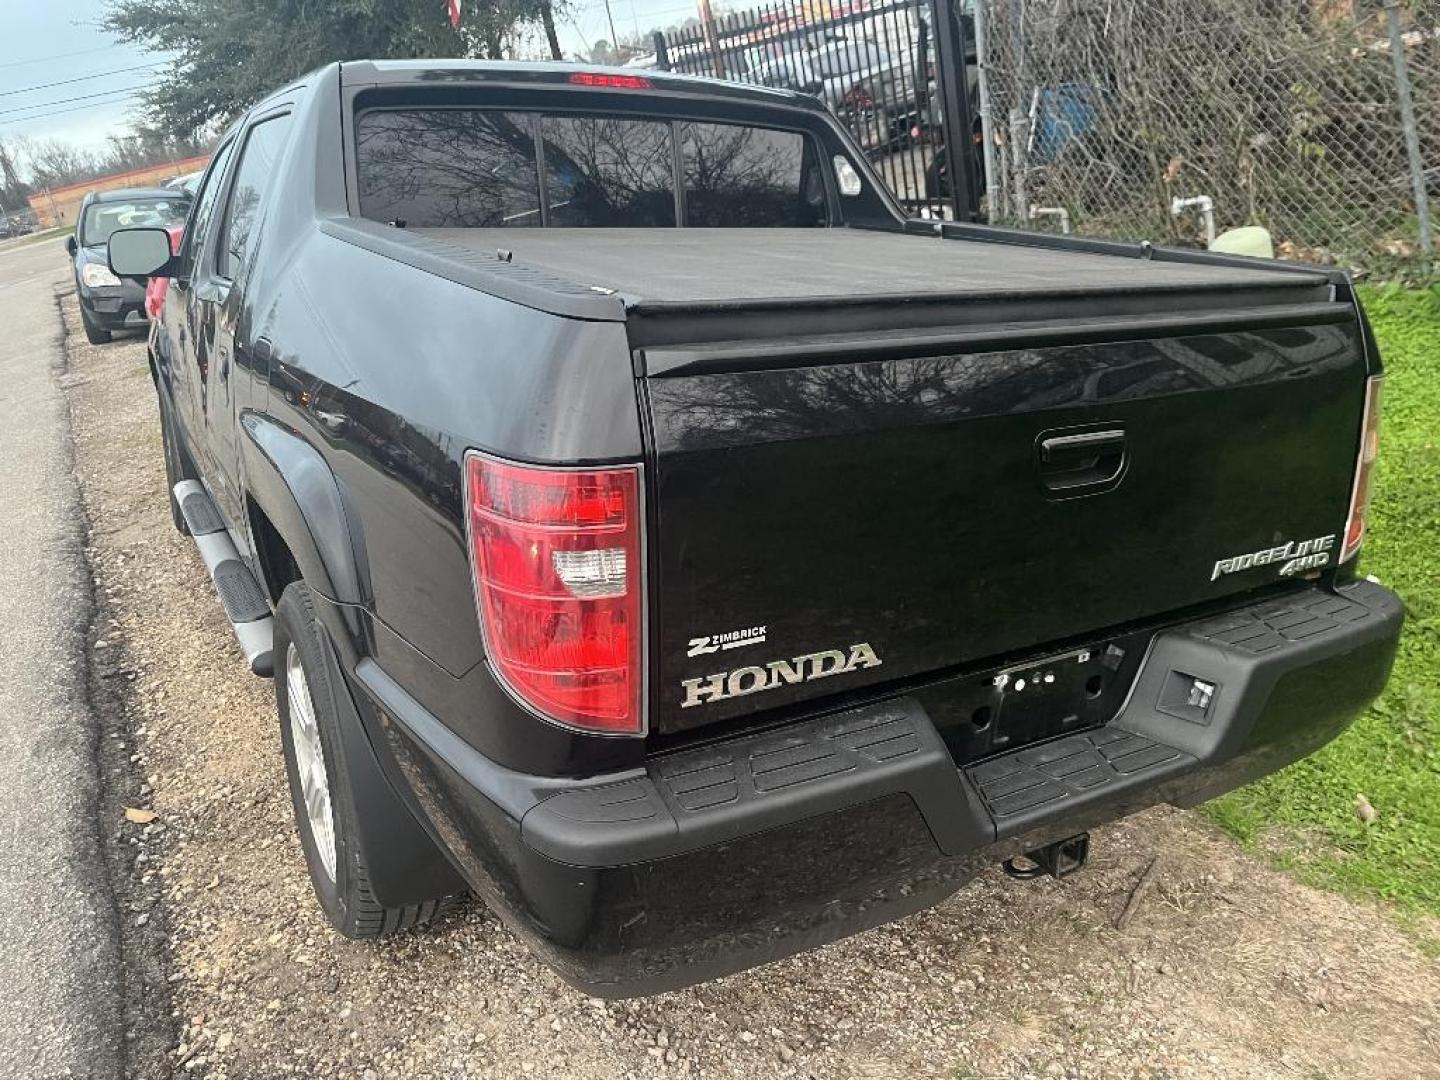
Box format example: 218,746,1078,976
108,60,1401,996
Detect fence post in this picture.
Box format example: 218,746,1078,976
1383,0,1433,276
929,0,980,220
1008,104,1029,224
971,0,998,222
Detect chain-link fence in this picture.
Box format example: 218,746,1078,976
657,0,1436,276
974,0,1437,275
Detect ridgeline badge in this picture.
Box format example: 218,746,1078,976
1210,533,1336,581
680,643,882,708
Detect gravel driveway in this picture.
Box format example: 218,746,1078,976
57,293,1440,1080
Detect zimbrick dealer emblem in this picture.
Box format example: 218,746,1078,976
680,643,883,708
686,625,767,657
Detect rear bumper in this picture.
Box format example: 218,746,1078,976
356,579,1402,997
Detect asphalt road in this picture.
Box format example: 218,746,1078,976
0,241,124,1077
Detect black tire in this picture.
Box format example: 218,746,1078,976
274,582,447,937
80,307,112,345
157,397,193,534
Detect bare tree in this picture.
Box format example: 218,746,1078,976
15,137,102,190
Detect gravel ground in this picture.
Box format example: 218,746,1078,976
58,294,1440,1080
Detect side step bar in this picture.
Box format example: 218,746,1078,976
173,480,274,677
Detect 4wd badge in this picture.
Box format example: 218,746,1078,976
1210,533,1336,581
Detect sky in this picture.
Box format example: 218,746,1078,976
0,0,711,164
555,0,707,58
0,0,161,157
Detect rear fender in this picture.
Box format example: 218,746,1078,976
240,413,370,619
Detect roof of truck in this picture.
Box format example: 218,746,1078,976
338,59,822,110
413,226,1329,309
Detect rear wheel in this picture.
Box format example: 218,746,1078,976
274,582,448,937
81,307,111,345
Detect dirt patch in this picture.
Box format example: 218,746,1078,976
59,294,1440,1079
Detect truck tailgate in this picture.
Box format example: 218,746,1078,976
639,302,1367,735
415,226,1364,738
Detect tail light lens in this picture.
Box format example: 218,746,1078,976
465,453,645,735
1340,375,1384,564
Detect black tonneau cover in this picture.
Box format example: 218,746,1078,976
414,227,1329,308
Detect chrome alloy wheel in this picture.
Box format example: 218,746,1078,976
286,642,337,882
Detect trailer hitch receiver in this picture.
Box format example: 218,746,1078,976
1002,833,1090,881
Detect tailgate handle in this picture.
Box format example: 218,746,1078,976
1037,429,1127,493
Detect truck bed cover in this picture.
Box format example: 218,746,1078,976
413,226,1329,309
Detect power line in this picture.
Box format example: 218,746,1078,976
0,91,146,127
0,44,122,71
0,62,164,99
0,83,158,119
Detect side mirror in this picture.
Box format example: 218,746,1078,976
108,227,175,279
65,235,77,256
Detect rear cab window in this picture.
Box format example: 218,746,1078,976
355,107,830,229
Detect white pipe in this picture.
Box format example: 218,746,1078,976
1170,194,1216,246
1029,204,1071,234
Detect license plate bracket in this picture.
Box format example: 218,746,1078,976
928,629,1151,764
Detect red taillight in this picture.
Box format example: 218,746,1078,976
465,453,645,735
1340,375,1384,564
568,72,653,90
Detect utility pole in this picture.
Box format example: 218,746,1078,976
539,0,562,59
602,0,621,60
697,0,727,78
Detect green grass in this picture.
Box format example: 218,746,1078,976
1207,283,1440,924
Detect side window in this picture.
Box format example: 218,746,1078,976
183,138,236,271
217,114,293,281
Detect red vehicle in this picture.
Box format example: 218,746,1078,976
144,224,185,319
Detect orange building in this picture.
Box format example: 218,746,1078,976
28,153,210,229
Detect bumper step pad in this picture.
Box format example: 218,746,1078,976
967,728,1195,833
172,481,274,676
1186,588,1374,654
521,699,989,866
